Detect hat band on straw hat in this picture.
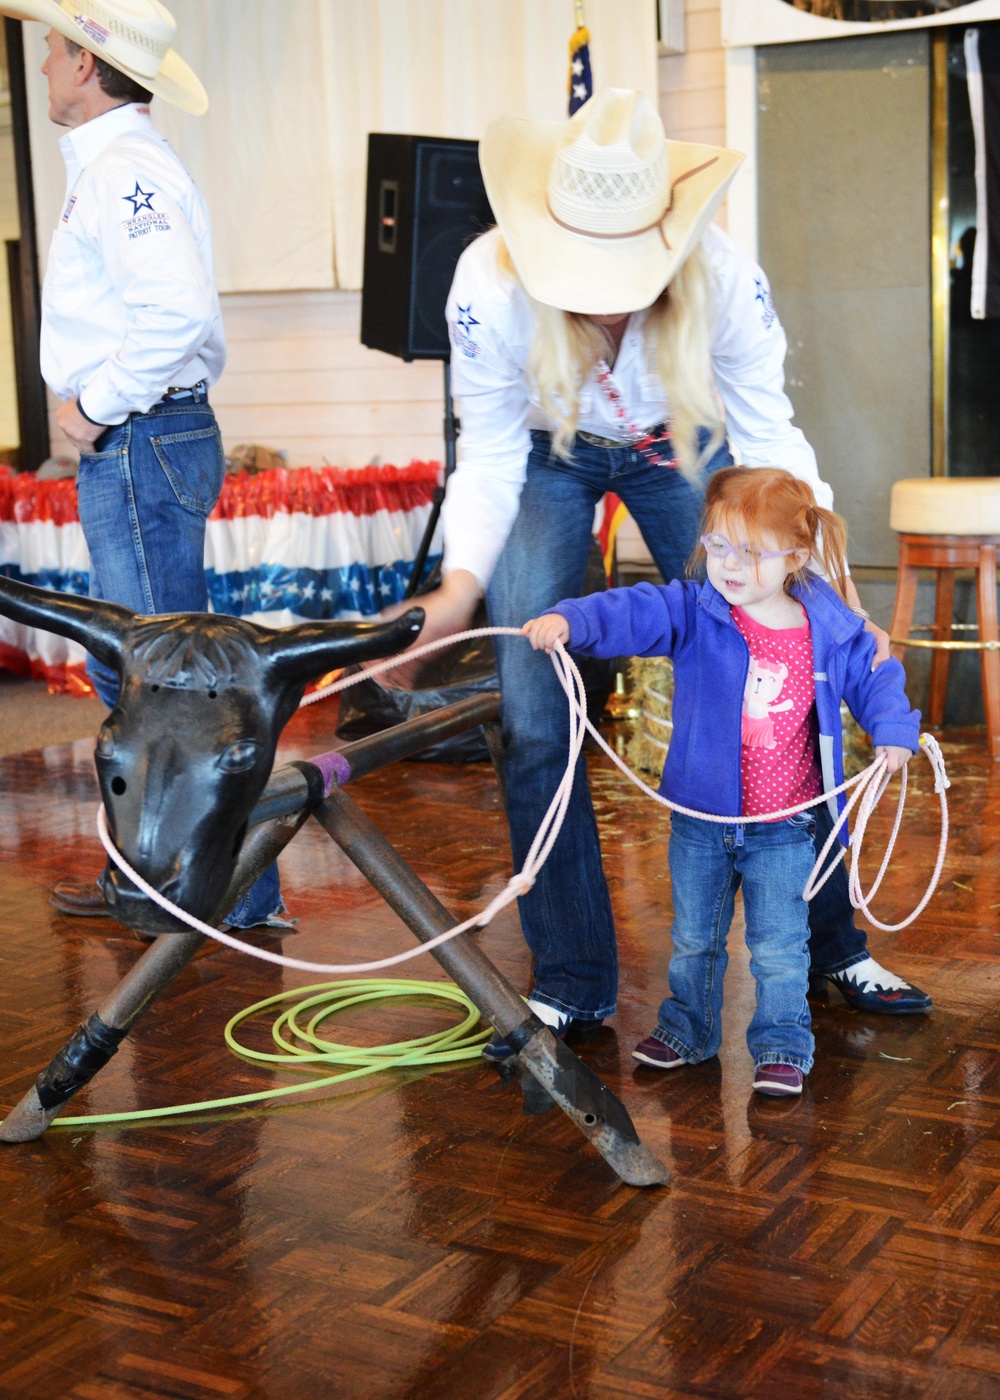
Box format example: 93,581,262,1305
60,0,171,79
547,198,671,243
546,155,721,250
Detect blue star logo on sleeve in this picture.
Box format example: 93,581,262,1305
454,303,482,359
753,276,776,330
123,182,156,216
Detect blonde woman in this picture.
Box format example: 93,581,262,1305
417,90,931,1055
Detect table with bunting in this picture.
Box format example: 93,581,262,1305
0,461,443,694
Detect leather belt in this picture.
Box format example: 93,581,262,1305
578,423,668,450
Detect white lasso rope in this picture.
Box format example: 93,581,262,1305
96,628,950,971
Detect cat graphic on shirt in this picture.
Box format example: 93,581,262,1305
742,655,794,750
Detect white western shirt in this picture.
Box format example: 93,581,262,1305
41,102,226,426
443,225,830,590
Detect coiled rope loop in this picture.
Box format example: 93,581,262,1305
33,979,491,1129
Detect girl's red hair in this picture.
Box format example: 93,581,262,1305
693,466,849,598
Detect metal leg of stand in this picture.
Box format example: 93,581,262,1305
0,811,309,1143
482,719,507,809
405,360,459,599
313,788,669,1189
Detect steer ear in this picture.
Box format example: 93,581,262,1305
264,608,425,687
0,576,130,673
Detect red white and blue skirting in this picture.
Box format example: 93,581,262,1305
0,462,442,694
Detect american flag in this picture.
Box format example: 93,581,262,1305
568,9,593,115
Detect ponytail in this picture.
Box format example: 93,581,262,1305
806,504,849,600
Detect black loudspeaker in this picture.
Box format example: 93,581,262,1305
361,133,494,362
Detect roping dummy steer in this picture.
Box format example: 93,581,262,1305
0,576,670,1189
0,575,423,936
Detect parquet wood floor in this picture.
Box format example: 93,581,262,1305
1,706,999,1397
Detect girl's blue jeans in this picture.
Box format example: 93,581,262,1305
75,392,282,930
657,811,815,1072
486,429,867,1022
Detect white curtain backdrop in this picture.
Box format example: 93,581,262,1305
319,0,658,288
23,0,657,293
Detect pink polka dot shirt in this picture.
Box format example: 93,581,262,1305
732,606,822,820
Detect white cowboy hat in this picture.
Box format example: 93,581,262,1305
0,0,207,115
480,88,744,314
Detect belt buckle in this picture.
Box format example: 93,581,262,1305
164,379,205,401
579,425,666,450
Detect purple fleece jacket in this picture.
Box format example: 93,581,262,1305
547,575,920,831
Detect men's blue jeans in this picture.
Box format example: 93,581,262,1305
75,390,282,929
486,429,866,1022
656,811,815,1072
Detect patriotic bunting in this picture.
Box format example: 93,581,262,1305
0,462,443,694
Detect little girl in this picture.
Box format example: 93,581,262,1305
522,467,920,1097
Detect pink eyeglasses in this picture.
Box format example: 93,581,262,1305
700,533,797,568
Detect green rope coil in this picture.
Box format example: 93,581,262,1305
24,979,491,1130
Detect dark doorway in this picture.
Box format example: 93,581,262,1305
0,19,48,471
947,21,1000,476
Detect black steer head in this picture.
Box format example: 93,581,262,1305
0,577,423,934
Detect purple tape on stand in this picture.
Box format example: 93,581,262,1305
311,750,352,796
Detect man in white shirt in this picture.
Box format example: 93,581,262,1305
4,0,283,929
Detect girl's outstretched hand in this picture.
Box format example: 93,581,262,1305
522,614,571,652
875,744,913,775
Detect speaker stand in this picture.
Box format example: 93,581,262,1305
406,361,459,599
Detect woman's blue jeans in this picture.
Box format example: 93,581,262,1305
486,430,731,1021
486,429,867,1021
75,392,282,930
657,812,815,1072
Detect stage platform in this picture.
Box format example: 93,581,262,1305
1,703,998,1398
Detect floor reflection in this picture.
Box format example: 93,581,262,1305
0,722,998,1395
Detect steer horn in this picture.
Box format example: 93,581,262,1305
264,609,425,686
0,576,129,672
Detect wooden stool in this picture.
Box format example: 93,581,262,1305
889,478,1000,760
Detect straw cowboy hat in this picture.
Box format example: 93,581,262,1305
479,87,744,314
0,0,207,115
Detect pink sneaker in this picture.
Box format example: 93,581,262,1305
752,1063,804,1097
632,1034,689,1070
